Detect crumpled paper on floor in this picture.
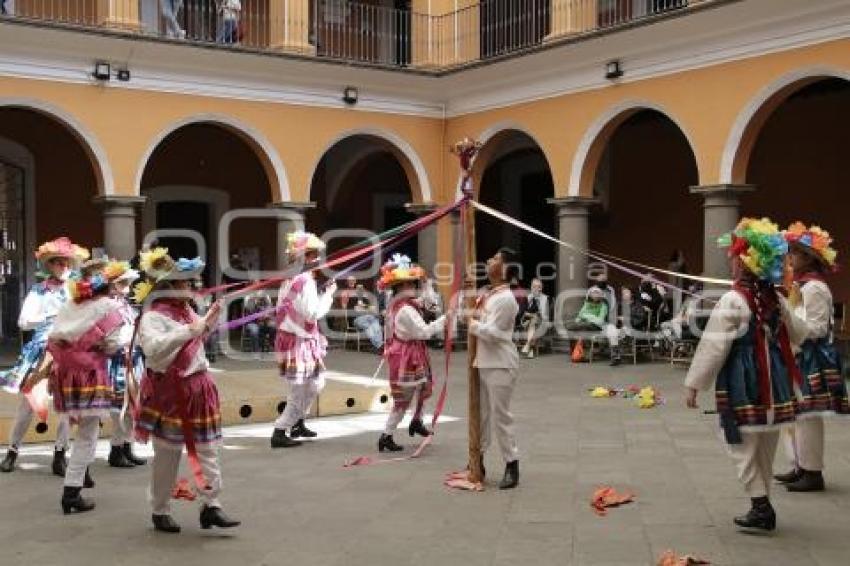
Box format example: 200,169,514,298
657,550,711,565
591,486,635,516
444,469,484,492
171,477,196,501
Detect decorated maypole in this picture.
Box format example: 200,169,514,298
451,138,484,485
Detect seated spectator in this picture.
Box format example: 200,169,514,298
566,286,608,333
520,278,549,359
660,283,707,346
243,291,275,356
338,276,383,353
1,1,15,16
160,0,186,39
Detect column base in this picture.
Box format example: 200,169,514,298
270,42,317,56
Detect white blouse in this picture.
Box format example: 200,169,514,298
785,279,833,347
18,280,68,331
470,286,519,370
49,296,124,355
277,275,334,338
394,305,445,342
138,310,208,375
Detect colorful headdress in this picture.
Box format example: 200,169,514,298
378,254,426,290
784,222,838,272
285,231,325,256
103,260,139,284
133,247,204,302
34,237,89,264
718,217,788,283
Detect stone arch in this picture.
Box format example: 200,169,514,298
720,67,850,185
569,100,699,197
134,113,289,201
0,97,113,195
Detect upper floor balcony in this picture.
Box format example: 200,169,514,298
0,0,711,73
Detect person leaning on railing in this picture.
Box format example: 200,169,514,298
216,0,242,45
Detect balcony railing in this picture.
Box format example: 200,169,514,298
0,0,704,71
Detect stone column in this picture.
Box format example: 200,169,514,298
547,197,598,321
93,195,146,259
97,0,141,31
269,0,316,54
267,201,316,270
690,184,755,279
405,202,439,274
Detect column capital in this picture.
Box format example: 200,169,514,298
92,195,147,207
689,184,756,197
404,202,439,215
267,201,317,211
547,196,600,216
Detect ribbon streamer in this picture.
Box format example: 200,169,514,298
471,200,732,288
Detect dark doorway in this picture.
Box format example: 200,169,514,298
156,201,211,285
384,205,417,260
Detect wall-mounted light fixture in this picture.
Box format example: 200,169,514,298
342,86,358,105
92,61,111,81
605,60,623,80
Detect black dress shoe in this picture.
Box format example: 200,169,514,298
733,497,776,532
108,445,135,468
83,467,95,489
378,434,403,452
200,505,240,529
290,419,317,439
774,468,802,484
499,460,519,490
270,428,302,448
0,449,17,473
61,486,95,515
52,449,67,477
786,469,825,492
152,514,181,533
123,443,147,466
408,418,432,438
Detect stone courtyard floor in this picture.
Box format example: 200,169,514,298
2,350,849,566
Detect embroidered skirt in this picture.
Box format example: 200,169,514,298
135,370,221,446
796,339,850,416
276,331,327,385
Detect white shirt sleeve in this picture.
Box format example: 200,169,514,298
684,291,750,392
293,277,334,323
18,287,48,331
395,305,445,341
785,281,832,345
470,293,518,343
138,311,199,371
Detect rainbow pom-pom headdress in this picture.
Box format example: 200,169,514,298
717,217,788,284
784,222,838,272
378,254,426,290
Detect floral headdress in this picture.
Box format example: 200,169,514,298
784,222,838,273
377,254,426,290
103,260,139,284
717,217,788,284
34,237,89,265
133,247,204,303
285,231,325,256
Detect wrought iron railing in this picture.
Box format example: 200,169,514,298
0,0,703,71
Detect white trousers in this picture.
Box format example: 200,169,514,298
110,411,131,446
725,430,780,498
9,396,70,451
479,368,519,463
384,385,426,435
780,417,825,472
149,438,222,515
274,377,325,431
64,416,100,488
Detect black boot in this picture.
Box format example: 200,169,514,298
270,428,302,448
52,448,67,477
733,497,776,532
152,514,181,533
61,486,95,514
290,419,317,439
499,460,519,490
123,442,147,466
200,505,241,529
378,434,403,452
774,468,802,484
83,467,95,489
786,469,825,492
108,445,135,468
0,449,17,473
408,418,432,438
